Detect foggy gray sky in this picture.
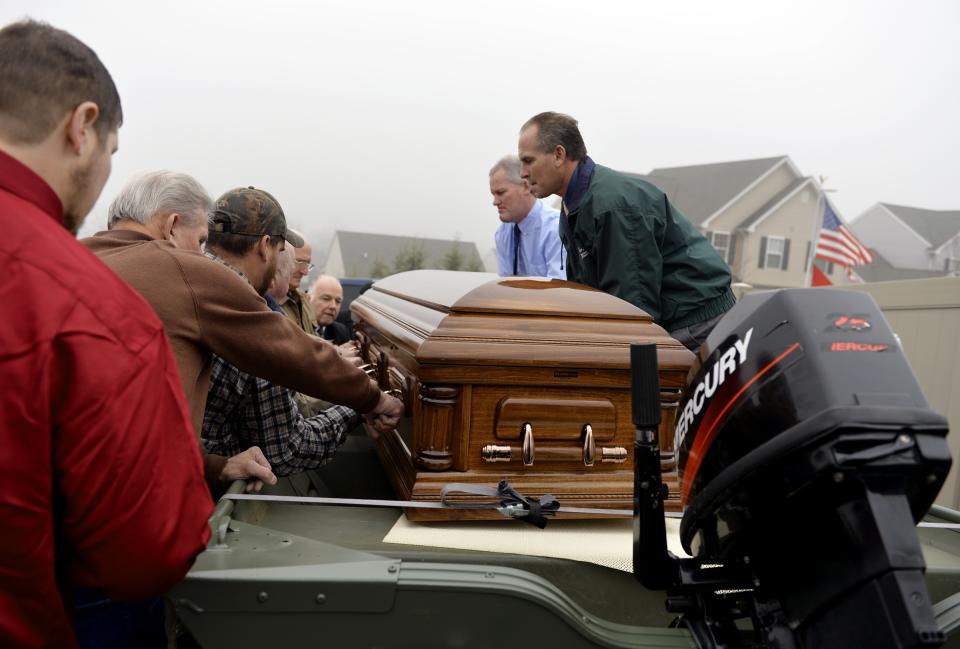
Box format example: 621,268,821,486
4,0,958,264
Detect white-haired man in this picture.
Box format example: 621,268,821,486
490,154,564,279
267,242,297,309
107,169,210,251
280,232,320,334
87,181,403,488
104,171,278,489
310,274,352,345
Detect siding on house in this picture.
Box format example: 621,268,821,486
842,278,960,508
707,162,798,233
324,234,347,277
853,203,960,276
853,204,932,269
737,188,817,288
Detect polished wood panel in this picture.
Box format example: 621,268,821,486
468,386,629,473
353,270,694,520
494,397,617,442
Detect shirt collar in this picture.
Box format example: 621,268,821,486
264,293,284,313
516,198,542,234
0,147,64,223
562,156,595,215
285,287,303,304
92,228,156,242
204,250,254,289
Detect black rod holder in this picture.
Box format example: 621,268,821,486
631,343,675,589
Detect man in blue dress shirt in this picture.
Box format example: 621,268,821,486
490,155,564,279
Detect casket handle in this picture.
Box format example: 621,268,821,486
355,330,369,360
377,351,388,388
583,424,595,466
521,423,535,466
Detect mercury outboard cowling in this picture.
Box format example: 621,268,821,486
633,288,951,648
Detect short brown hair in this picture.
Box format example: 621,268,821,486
0,19,122,145
206,231,283,258
521,112,587,161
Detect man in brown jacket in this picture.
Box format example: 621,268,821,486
84,185,403,486
103,171,278,489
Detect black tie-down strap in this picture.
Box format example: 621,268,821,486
441,480,560,528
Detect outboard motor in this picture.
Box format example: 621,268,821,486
632,288,951,649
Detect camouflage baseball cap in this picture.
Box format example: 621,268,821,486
209,186,304,248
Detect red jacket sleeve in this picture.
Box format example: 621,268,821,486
53,321,212,599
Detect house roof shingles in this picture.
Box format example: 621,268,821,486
881,204,960,249
329,230,483,278
855,248,945,283
624,156,787,225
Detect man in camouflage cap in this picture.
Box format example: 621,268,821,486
85,180,403,486
208,186,303,294
211,186,304,246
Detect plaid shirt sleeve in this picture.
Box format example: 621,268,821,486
202,355,248,458
203,356,357,475
239,372,357,476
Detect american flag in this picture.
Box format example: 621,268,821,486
815,202,874,267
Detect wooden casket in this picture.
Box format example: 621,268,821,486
350,271,695,520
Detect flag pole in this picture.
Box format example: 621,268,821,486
805,177,824,287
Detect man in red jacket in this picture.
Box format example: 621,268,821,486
0,19,212,649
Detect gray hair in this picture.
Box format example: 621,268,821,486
521,112,587,161
310,274,342,294
267,244,297,302
489,155,523,185
276,241,297,278
107,170,212,229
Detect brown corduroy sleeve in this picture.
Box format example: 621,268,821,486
181,255,381,413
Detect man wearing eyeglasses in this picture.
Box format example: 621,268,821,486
83,187,404,470
280,232,320,335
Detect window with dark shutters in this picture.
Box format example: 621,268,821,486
761,236,788,270
709,231,731,264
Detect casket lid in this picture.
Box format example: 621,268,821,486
354,270,693,373
370,271,652,321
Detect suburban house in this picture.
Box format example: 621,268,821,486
323,230,484,278
628,155,858,289
854,249,946,283
852,204,960,281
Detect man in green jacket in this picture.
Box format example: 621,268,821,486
518,111,735,352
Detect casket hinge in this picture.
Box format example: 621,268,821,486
600,446,628,463
481,445,512,462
